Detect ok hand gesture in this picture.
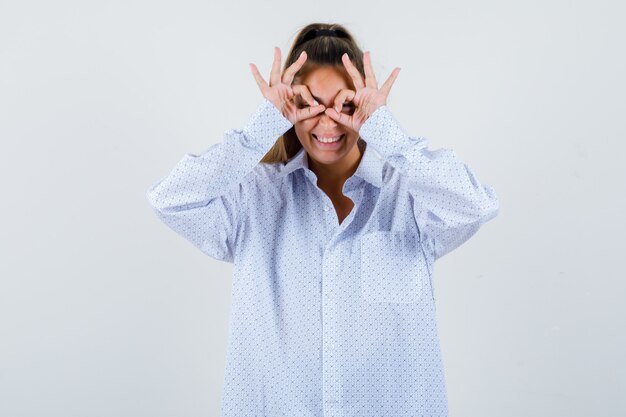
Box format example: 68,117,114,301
323,51,401,133
249,47,326,125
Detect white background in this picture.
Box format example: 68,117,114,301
1,0,624,416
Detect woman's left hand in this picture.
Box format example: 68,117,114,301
323,51,400,133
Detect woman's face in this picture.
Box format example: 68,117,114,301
293,66,360,167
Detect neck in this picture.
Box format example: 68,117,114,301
307,144,363,193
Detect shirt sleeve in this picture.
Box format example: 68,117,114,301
145,98,293,263
359,105,500,261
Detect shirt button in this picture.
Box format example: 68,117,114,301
323,205,330,212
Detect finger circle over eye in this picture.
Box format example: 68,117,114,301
334,89,356,112
293,84,321,108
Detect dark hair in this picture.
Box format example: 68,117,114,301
260,23,366,164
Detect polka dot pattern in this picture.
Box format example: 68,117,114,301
146,98,500,417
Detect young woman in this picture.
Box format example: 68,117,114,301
147,23,499,417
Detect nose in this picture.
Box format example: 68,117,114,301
318,111,338,126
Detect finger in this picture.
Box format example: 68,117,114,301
283,51,307,85
293,84,320,107
249,63,269,94
341,53,365,89
296,103,326,121
285,85,295,101
333,89,356,113
323,106,352,129
269,47,282,87
379,67,401,97
282,99,295,117
363,51,378,89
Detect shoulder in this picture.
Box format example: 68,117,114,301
236,161,288,204
252,161,286,185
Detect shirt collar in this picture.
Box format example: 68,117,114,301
278,140,383,188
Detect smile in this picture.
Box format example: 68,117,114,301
313,134,345,144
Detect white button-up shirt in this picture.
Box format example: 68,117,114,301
146,98,499,417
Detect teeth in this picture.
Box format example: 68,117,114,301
315,135,342,143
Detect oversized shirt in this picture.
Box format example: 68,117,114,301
146,98,500,417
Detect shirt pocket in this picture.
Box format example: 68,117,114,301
359,230,431,304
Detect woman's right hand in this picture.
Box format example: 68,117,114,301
249,47,326,125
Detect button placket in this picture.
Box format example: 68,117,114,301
322,243,342,413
